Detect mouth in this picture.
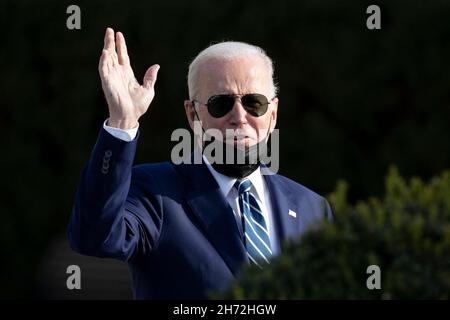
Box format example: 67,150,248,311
226,131,254,140
233,136,250,143
226,136,254,149
223,129,257,147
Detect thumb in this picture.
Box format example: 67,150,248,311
143,64,160,89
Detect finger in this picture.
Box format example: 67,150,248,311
143,64,160,89
98,49,106,72
103,27,115,52
99,49,109,77
104,43,118,67
101,49,115,70
116,32,130,66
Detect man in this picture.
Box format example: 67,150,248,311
68,27,333,299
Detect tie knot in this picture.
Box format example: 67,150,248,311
235,179,252,194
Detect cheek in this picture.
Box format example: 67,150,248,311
202,115,224,131
254,115,269,126
211,118,229,132
250,117,272,136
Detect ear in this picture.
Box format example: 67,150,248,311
184,100,196,131
269,97,278,133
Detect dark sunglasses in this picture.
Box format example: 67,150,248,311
192,93,275,118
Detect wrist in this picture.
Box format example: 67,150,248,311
107,117,139,130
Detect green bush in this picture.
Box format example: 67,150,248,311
214,167,450,299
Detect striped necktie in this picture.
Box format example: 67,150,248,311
235,179,272,268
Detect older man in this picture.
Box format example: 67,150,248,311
68,27,333,299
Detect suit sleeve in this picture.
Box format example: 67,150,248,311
67,127,163,262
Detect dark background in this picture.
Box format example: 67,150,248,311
1,0,449,298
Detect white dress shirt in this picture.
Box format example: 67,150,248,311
103,120,280,256
201,156,279,255
103,119,139,142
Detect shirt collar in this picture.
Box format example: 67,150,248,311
202,155,265,201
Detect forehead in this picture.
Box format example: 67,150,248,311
197,55,271,97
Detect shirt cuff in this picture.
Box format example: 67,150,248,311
103,119,139,142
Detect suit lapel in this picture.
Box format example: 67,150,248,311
174,159,247,276
263,174,298,245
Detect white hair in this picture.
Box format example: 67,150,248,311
187,41,278,100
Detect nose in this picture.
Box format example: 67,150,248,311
229,99,248,126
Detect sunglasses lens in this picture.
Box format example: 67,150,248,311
206,94,270,118
207,95,235,118
241,94,269,116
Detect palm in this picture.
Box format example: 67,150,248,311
102,64,154,116
99,28,159,125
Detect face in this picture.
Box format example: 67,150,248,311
184,55,279,148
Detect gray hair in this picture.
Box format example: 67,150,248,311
187,41,278,100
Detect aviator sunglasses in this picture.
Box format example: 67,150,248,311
192,93,275,118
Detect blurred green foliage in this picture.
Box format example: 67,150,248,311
1,0,449,297
216,167,450,299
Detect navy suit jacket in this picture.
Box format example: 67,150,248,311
68,127,333,299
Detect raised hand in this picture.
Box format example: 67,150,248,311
98,27,160,129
